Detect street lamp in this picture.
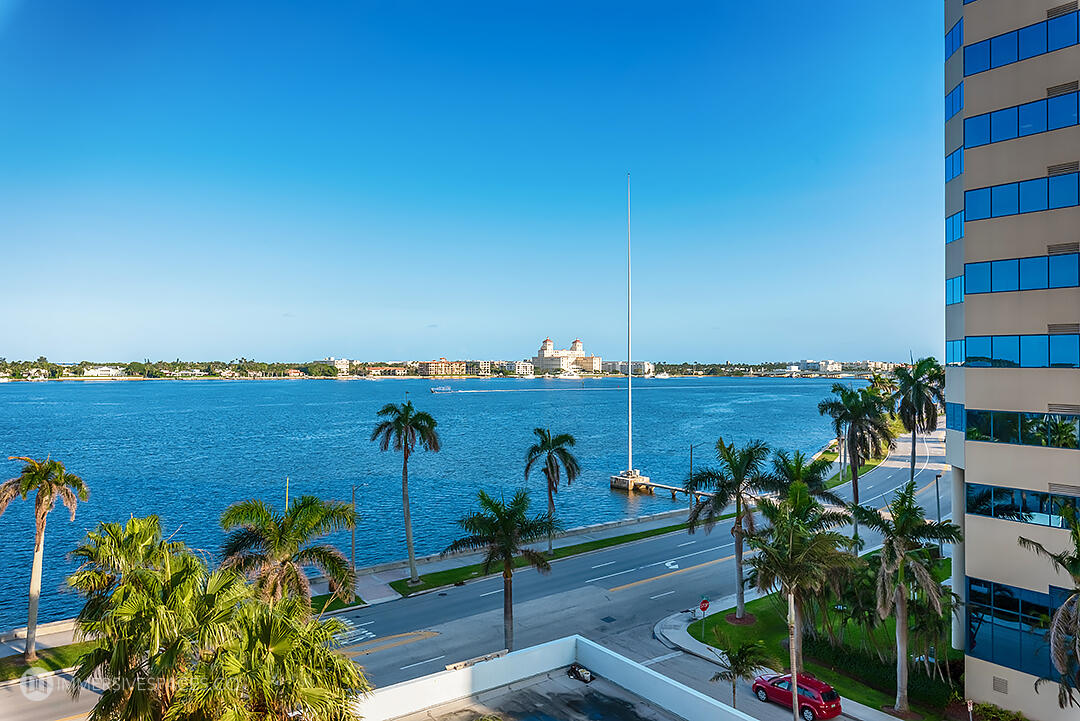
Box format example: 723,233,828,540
935,472,943,554
689,442,706,511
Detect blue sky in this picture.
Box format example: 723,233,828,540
0,1,943,363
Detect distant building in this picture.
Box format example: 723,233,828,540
322,358,351,375
852,360,900,373
418,358,466,376
84,366,124,378
286,368,304,378
498,360,534,376
601,360,655,376
465,360,492,376
533,338,602,373
796,359,841,373
368,366,407,376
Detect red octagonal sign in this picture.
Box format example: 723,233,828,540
699,599,710,613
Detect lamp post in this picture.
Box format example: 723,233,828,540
351,483,357,575
935,472,943,554
689,442,705,511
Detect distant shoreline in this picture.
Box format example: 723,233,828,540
1,373,872,384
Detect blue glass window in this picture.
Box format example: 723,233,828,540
1049,253,1079,288
965,40,991,75
946,339,966,366
1048,11,1078,52
1018,100,1047,136
990,106,1018,142
946,402,965,431
1049,172,1079,209
946,211,965,244
991,259,1019,291
946,147,964,182
990,31,1019,68
946,83,964,121
966,261,990,294
1019,256,1048,290
946,275,964,305
966,336,992,367
966,409,992,440
1048,92,1078,131
946,19,964,59
1019,22,1047,60
1019,177,1048,213
1050,335,1080,368
1020,335,1049,367
966,188,991,220
992,411,1021,443
991,183,1018,217
965,114,990,147
992,335,1020,368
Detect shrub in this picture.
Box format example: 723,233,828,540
972,702,1028,721
804,637,953,708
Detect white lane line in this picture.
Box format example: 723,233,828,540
479,589,501,597
677,541,696,547
591,561,616,569
642,651,683,666
642,543,732,568
649,590,676,600
356,620,376,627
400,655,446,670
586,567,640,583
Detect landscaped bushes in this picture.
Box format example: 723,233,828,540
804,636,953,708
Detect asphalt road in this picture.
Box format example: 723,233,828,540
1,429,949,721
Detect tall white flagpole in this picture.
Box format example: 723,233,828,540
627,172,632,473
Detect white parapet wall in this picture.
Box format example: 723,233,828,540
353,635,757,721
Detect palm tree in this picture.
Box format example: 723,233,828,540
766,449,845,507
853,479,962,713
710,637,772,709
524,428,581,554
870,372,898,401
443,490,557,651
747,483,857,721
1018,504,1080,709
371,401,441,584
684,437,770,620
818,384,895,539
892,357,945,484
0,456,89,663
220,494,357,605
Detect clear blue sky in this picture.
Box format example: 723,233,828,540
0,1,943,364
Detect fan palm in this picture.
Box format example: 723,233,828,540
893,357,945,484
766,449,845,507
747,482,857,721
371,401,441,584
818,384,895,539
684,437,770,620
1018,504,1080,709
524,428,581,554
870,373,898,404
443,490,557,651
220,494,357,605
0,456,89,663
853,479,962,712
709,637,772,709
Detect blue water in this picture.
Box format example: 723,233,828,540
0,376,847,628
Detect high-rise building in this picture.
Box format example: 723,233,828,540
945,2,1079,719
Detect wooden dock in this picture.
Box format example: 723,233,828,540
610,470,713,501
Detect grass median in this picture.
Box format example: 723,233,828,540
823,416,907,489
0,640,99,681
388,515,728,597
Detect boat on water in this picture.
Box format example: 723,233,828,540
430,386,452,394
556,372,582,380
654,372,671,379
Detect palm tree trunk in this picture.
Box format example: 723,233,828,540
793,599,804,670
732,679,737,709
734,499,745,619
909,428,917,484
895,587,910,712
788,590,800,721
503,567,514,652
402,444,419,584
547,472,555,555
848,436,860,542
24,517,45,664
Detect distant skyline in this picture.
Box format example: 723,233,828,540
1,2,943,363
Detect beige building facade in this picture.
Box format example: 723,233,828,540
417,358,466,376
533,338,602,373
944,2,1080,719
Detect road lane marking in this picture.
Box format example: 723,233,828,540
400,655,446,670
591,561,616,569
341,630,438,657
642,543,731,568
586,567,640,583
649,590,676,599
664,561,679,569
677,541,696,547
642,651,683,666
355,620,376,627
479,589,501,597
610,554,734,592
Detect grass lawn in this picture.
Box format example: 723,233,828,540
823,416,908,490
311,592,365,614
0,640,98,681
389,516,731,596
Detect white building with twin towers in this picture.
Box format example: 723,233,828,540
532,337,602,373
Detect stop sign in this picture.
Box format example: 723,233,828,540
699,599,710,613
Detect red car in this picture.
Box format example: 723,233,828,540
752,672,842,721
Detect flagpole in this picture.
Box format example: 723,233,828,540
627,172,632,473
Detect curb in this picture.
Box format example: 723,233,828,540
0,665,77,689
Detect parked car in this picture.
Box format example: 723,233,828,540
751,672,842,721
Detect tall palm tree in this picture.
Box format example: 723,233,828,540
766,449,845,507
524,428,581,554
684,437,770,620
1018,504,1080,709
818,384,895,539
220,494,357,605
853,479,962,713
371,401,441,584
869,373,898,408
443,490,557,651
0,456,89,663
892,357,945,484
710,637,772,709
747,482,857,721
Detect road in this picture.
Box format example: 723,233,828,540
1,429,949,721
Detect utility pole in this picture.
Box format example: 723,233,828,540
351,484,357,575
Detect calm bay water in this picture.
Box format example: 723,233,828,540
0,376,848,628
